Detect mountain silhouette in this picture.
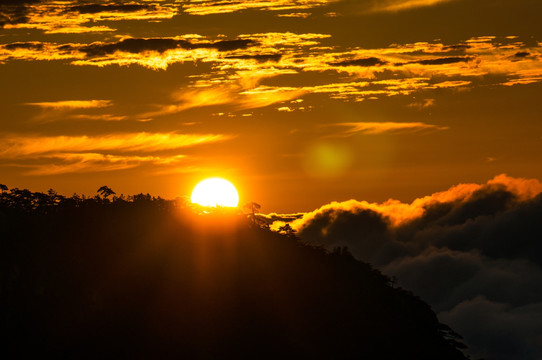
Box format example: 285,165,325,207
0,188,467,359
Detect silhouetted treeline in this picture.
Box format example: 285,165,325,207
0,187,467,359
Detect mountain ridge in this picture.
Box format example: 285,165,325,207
0,188,467,359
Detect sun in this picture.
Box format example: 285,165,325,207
190,177,239,208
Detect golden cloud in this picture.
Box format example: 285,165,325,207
3,2,178,34
368,0,454,13
272,174,542,231
23,100,121,123
181,0,334,16
408,98,435,109
25,100,112,109
143,69,306,118
0,42,85,62
487,174,542,201
0,132,232,158
0,131,234,174
1,35,541,104
70,114,127,122
22,153,188,176
276,12,312,18
323,122,449,136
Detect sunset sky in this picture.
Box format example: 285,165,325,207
1,0,541,212
2,2,542,359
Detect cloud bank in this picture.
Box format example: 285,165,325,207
1,0,177,33
270,174,542,359
1,35,539,108
181,0,334,16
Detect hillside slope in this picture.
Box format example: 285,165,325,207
0,191,467,359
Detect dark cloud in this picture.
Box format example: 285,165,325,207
57,44,76,52
277,175,542,359
210,39,255,51
81,38,189,57
81,38,255,57
383,249,542,311
68,3,157,14
0,0,40,27
442,44,471,52
419,186,515,227
392,56,474,67
299,207,403,265
439,297,542,360
514,51,530,58
330,57,388,67
227,54,282,62
4,41,44,50
415,56,473,65
407,191,542,267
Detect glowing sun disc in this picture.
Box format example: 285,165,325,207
191,178,239,207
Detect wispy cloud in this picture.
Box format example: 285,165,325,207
25,100,112,109
0,132,232,158
70,114,127,122
323,121,448,137
276,12,312,18
181,0,334,16
0,131,234,174
21,153,188,175
143,69,305,117
367,0,455,13
408,98,435,109
23,99,118,123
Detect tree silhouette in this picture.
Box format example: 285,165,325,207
0,184,7,194
97,185,116,198
278,223,296,236
438,324,468,350
244,201,261,225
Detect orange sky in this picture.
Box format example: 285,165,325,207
1,0,541,212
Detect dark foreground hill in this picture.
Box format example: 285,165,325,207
0,190,467,359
